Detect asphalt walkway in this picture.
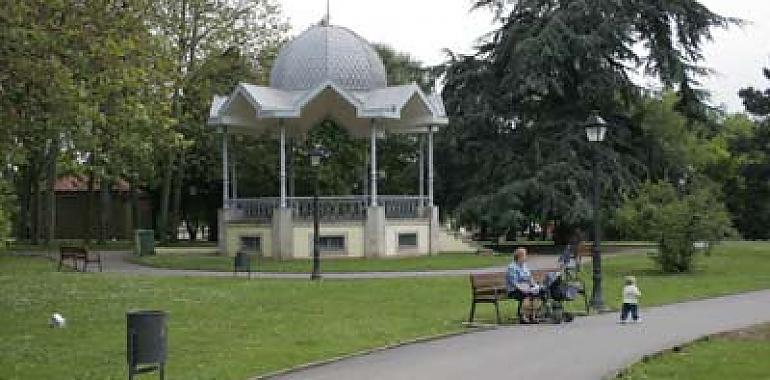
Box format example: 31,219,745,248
266,289,770,380
97,250,563,279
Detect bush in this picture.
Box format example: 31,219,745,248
615,181,735,272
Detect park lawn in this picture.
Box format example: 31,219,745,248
620,323,770,379
1,241,769,380
129,252,513,273
595,241,770,310
0,255,480,380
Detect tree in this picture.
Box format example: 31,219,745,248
438,0,734,242
149,0,289,243
726,68,770,238
738,68,770,117
615,181,734,272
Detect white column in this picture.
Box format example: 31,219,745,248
370,119,378,207
222,128,229,209
418,135,425,207
231,150,238,200
279,120,287,208
428,126,434,207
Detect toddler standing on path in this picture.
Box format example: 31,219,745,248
621,276,641,323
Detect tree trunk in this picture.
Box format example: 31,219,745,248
30,174,39,245
185,210,198,241
169,151,185,243
98,176,111,244
207,207,218,242
16,167,31,241
130,179,140,230
84,169,96,245
44,140,59,245
158,152,174,243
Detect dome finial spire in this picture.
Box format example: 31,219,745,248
320,0,330,26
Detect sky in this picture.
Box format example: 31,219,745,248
278,0,770,113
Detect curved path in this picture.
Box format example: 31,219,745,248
97,250,565,279
264,289,770,380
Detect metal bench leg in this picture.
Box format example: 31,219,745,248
468,301,476,323
494,300,501,324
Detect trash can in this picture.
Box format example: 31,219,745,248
134,230,155,256
127,310,167,379
233,251,251,278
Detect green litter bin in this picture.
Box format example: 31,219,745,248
134,230,155,256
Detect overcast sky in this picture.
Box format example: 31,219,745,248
279,0,770,112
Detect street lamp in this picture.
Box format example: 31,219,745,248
585,110,609,312
309,144,330,280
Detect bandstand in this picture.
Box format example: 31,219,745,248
208,22,472,259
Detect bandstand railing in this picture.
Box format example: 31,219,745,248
226,196,428,222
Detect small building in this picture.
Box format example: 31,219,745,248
54,176,152,239
208,22,473,258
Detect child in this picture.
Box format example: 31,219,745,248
621,276,641,323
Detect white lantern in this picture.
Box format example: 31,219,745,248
585,111,608,142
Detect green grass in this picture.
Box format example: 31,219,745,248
1,241,769,380
0,256,478,380
129,252,514,273
620,323,770,379
595,241,770,309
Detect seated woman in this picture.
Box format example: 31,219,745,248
506,247,544,323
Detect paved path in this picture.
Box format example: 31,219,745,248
95,250,565,279
267,290,770,380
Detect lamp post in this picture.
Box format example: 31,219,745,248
309,145,329,280
585,111,609,312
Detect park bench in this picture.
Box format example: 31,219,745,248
58,246,102,272
468,272,509,324
468,268,588,324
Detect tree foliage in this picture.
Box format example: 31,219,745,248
438,0,734,244
726,68,770,238
615,181,734,272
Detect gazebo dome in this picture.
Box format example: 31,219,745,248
270,24,388,91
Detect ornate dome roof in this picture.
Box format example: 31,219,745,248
270,25,388,91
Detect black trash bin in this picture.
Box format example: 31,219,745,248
233,251,251,278
127,310,167,380
134,230,155,256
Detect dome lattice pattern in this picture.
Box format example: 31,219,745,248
270,25,388,91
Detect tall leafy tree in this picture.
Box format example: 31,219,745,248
148,0,289,242
727,68,770,238
0,1,176,244
439,0,734,242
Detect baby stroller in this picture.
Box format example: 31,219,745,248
539,271,579,323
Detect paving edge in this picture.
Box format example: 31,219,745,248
248,324,500,380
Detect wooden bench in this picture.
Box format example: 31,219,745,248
468,272,509,324
469,268,587,324
58,246,102,272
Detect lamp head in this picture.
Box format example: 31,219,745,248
309,145,330,167
585,111,608,143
